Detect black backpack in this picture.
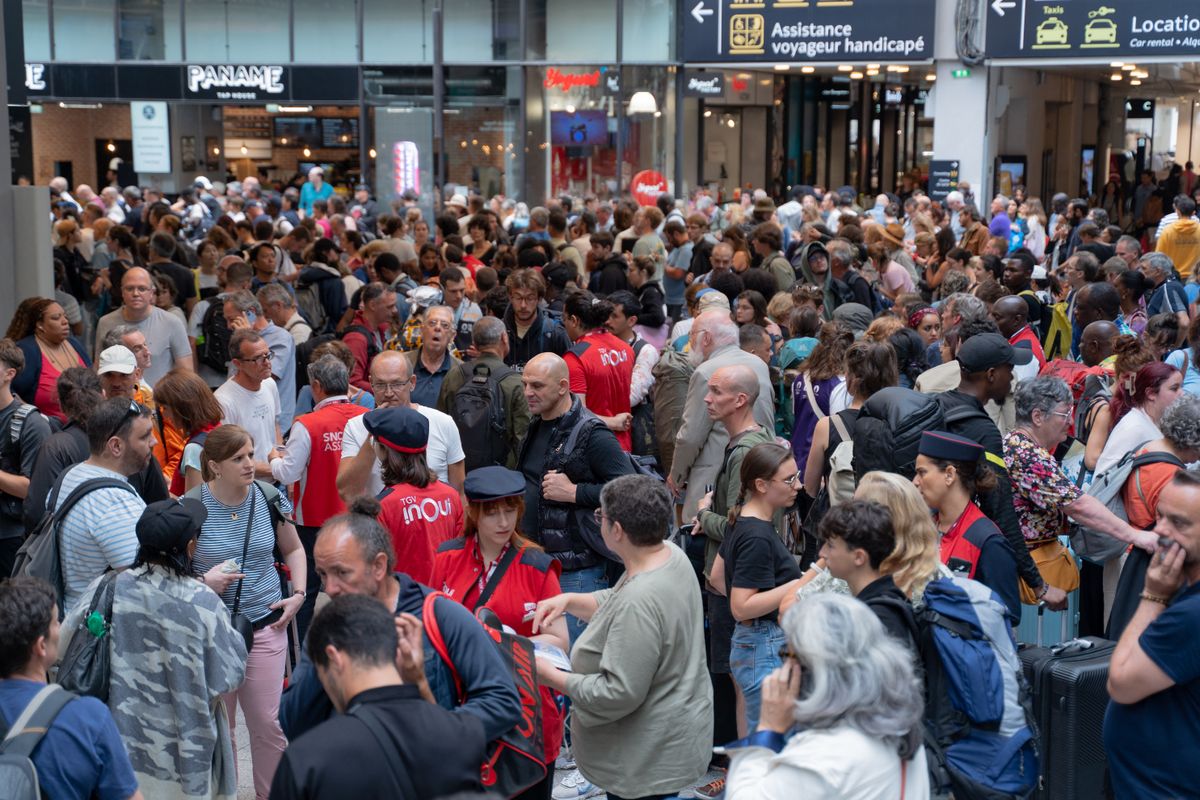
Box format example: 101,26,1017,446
198,297,232,373
0,404,36,521
852,387,947,482
451,361,516,471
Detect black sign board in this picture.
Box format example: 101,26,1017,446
184,64,287,101
680,0,935,63
683,71,724,97
5,0,27,105
1126,98,1155,119
986,0,1200,60
928,159,960,202
9,105,33,183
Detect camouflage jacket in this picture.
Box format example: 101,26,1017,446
63,565,247,799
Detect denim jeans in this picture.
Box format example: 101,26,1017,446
559,563,610,646
730,619,786,732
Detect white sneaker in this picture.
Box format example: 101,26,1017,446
555,743,576,770
552,769,603,800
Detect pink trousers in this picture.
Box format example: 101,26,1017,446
223,623,287,800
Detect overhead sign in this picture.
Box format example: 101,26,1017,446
928,159,960,202
683,71,725,97
130,101,171,174
1126,98,1155,119
987,1,1200,59
680,0,935,64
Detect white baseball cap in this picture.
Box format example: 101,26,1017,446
447,193,468,209
97,345,137,375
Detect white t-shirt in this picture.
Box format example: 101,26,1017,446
341,405,465,497
1095,406,1161,475
215,378,282,462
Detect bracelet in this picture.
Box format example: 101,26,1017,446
292,589,306,598
1036,584,1049,600
1140,592,1170,606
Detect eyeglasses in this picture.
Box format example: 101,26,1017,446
237,351,273,365
123,285,153,294
773,471,803,487
425,320,453,331
593,509,608,525
371,380,410,393
106,399,143,442
1046,407,1073,421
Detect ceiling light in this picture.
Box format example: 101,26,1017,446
240,145,248,155
277,105,313,113
925,73,937,81
703,109,712,117
1122,64,1136,71
368,148,377,159
850,71,864,80
628,91,658,114
867,63,880,70
726,118,736,128
212,146,220,155
280,137,288,145
867,69,879,75
1110,73,1123,81
654,110,662,117
774,64,789,71
105,141,116,152
1130,79,1142,86
801,66,815,74
1110,61,1125,68
302,146,311,157
837,65,853,72
564,104,575,113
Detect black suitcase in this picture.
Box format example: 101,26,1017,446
1019,635,1115,800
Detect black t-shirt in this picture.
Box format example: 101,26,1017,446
520,417,559,534
149,260,197,305
719,516,802,622
857,575,917,653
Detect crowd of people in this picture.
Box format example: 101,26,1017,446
1,167,1200,800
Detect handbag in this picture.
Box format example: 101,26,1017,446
57,572,119,702
229,489,258,654
1018,539,1081,605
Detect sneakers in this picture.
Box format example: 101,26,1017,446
554,742,576,770
692,774,726,800
552,769,603,800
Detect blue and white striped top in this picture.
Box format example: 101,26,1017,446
191,482,294,623
56,462,146,613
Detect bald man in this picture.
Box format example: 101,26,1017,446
669,310,775,521
516,353,634,643
992,294,1045,374
94,266,193,385
1080,320,1119,368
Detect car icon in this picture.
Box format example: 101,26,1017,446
1037,17,1069,45
1085,18,1117,43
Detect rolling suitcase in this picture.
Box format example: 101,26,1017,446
1019,634,1115,800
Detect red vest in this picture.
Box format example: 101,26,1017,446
939,502,997,580
293,400,367,527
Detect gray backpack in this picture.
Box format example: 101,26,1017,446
0,684,77,800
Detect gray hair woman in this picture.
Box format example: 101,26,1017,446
1004,376,1153,604
725,592,928,799
1119,393,1200,535
532,474,714,800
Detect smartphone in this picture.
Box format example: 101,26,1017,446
245,309,257,325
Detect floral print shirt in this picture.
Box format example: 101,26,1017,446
1003,428,1081,542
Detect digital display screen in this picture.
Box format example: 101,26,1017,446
550,110,608,147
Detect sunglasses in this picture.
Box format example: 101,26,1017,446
107,399,143,442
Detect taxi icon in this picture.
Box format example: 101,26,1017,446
1084,18,1117,43
1036,17,1069,45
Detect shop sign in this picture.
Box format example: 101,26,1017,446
680,0,935,63
631,169,668,207
131,101,171,174
1126,98,1155,119
927,159,960,202
684,71,725,97
185,64,286,100
987,0,1200,59
24,63,47,92
544,68,602,92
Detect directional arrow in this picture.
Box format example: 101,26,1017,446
991,0,1015,15
691,0,713,24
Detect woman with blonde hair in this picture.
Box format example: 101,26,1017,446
854,471,943,599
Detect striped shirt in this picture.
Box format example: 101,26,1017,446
191,482,294,623
55,462,146,612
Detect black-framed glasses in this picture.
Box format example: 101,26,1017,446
237,350,273,365
107,399,143,442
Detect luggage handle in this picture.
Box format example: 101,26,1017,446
1049,637,1095,657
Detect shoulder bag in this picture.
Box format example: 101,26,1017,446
229,488,258,654
57,572,119,702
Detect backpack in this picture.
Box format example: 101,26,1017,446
0,684,78,800
1041,301,1072,361
1071,444,1183,564
198,297,233,373
421,591,546,797
650,347,694,474
295,332,337,390
841,268,886,315
0,404,36,520
895,576,1040,800
12,474,137,612
628,339,658,461
852,387,947,482
451,361,516,472
1039,359,1109,439
294,280,329,335
826,412,857,506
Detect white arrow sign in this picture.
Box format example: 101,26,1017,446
692,0,713,24
991,0,1015,15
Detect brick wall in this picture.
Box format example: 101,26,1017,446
31,104,132,188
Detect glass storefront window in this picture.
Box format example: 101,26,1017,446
621,65,674,186
53,0,116,61
294,0,356,60
527,0,616,62
185,0,288,62
444,0,521,62
622,0,672,62
23,0,51,61
363,0,431,63
118,0,181,60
